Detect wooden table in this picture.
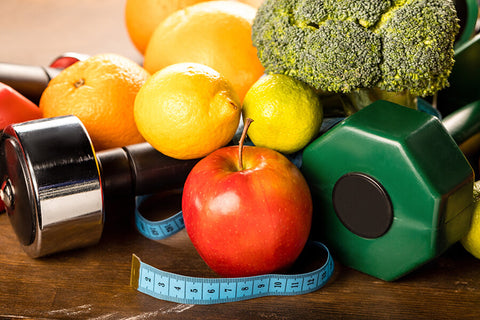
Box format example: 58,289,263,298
1,1,480,319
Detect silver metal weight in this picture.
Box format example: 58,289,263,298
0,116,103,258
0,115,199,258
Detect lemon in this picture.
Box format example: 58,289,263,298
134,62,241,160
242,74,323,154
461,180,480,259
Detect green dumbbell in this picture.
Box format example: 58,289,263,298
302,100,479,281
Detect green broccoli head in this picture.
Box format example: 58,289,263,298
252,0,460,97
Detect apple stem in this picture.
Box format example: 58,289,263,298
238,118,254,170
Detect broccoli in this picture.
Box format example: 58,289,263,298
252,0,460,98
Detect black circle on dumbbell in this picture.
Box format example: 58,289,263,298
332,172,393,239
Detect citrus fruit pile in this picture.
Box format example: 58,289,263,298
37,0,325,157
39,0,276,156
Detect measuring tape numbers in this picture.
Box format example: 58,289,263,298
134,195,185,240
131,195,334,305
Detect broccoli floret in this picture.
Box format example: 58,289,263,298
293,0,328,28
378,0,459,96
302,19,382,92
325,0,392,28
252,0,460,97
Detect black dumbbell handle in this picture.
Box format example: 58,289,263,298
97,143,199,200
0,62,60,104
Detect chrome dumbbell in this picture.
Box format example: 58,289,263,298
0,115,198,258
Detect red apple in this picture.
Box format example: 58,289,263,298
182,119,312,277
49,52,89,69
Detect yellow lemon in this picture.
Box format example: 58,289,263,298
462,180,480,259
134,62,241,160
242,74,323,154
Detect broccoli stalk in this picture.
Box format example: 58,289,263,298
252,0,460,112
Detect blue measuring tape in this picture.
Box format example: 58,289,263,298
134,195,185,240
131,195,334,304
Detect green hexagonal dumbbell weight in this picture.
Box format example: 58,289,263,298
302,100,475,281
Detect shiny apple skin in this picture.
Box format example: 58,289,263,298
182,145,312,277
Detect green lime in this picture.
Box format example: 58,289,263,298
242,74,323,154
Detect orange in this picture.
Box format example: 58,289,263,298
143,0,264,101
125,0,208,54
134,62,241,160
39,53,149,151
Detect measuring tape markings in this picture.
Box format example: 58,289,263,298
132,195,335,304
134,195,185,241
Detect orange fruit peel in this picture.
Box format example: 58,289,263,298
125,0,208,54
39,53,150,150
143,0,264,101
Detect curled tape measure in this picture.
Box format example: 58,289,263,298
134,195,185,240
131,195,334,304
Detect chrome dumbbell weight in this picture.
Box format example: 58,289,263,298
0,115,198,258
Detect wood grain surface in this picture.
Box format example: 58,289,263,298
1,1,480,319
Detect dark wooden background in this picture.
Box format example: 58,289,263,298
1,1,480,319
